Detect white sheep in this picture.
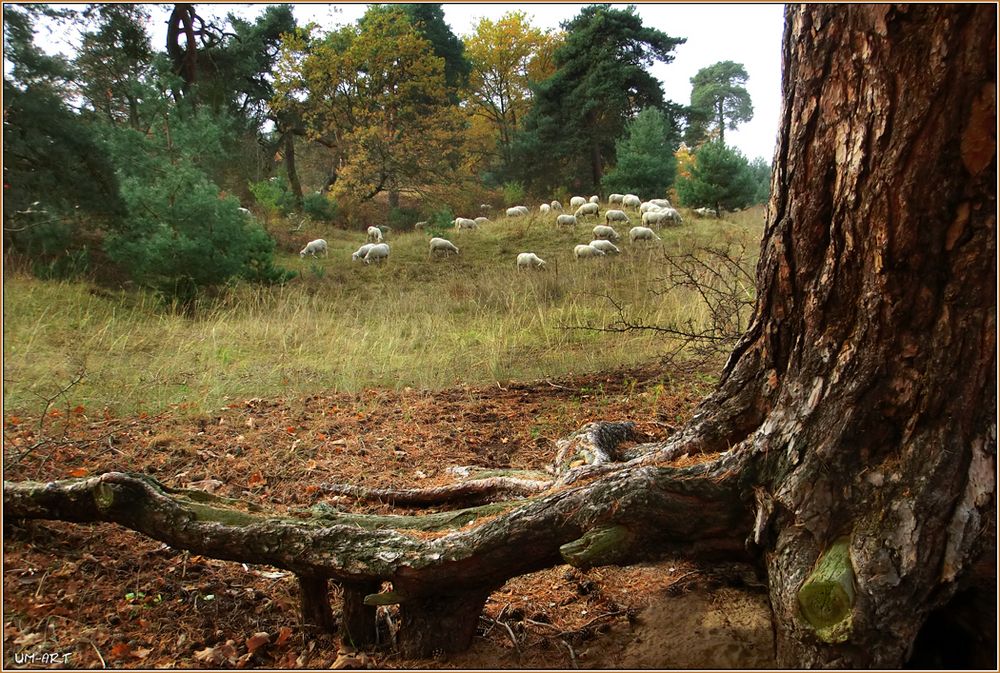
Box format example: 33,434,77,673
608,193,625,205
694,206,719,218
556,214,578,227
516,252,547,270
605,209,630,226
592,224,621,242
588,239,621,255
474,216,490,225
429,237,460,256
237,207,253,218
643,208,682,226
629,226,662,244
300,239,328,257
414,221,428,230
589,195,600,204
351,243,376,261
367,226,384,243
505,206,528,217
569,196,587,209
574,243,606,260
622,194,641,210
480,203,493,212
575,202,599,218
650,198,672,208
363,243,390,264
550,200,564,211
540,203,551,214
639,201,662,215
454,217,479,229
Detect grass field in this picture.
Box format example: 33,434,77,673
2,206,765,416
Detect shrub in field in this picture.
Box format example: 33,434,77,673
425,207,456,238
249,174,297,218
302,192,338,221
389,206,422,231
675,141,757,214
502,181,526,206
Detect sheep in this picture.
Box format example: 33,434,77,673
575,202,599,218
550,200,564,211
505,206,528,217
414,221,428,230
589,195,600,204
474,216,490,225
237,207,253,218
454,217,479,230
351,243,376,261
649,198,672,208
694,206,720,218
516,252,547,270
588,239,621,255
574,243,606,259
570,196,587,209
605,209,630,226
592,224,621,242
540,203,551,214
429,237,460,256
629,226,662,244
378,225,392,235
642,209,680,227
639,201,662,215
363,243,390,264
622,194,641,209
367,226,384,243
515,205,530,216
608,193,625,205
300,239,328,257
480,203,493,212
556,214,578,227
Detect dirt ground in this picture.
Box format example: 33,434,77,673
3,364,777,669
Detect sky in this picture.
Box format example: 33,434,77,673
30,3,786,162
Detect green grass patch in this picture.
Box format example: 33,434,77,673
3,207,765,416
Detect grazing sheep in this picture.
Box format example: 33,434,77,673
694,206,720,218
480,203,493,212
414,221,428,230
454,217,479,229
351,243,376,261
589,239,621,255
474,216,490,225
574,243,606,259
550,200,564,211
505,206,529,217
622,194,641,209
608,193,625,205
367,226,384,243
642,209,679,227
429,237,460,256
639,201,662,215
605,209,630,226
629,226,662,244
516,252,547,270
570,196,587,209
540,203,551,214
363,243,390,264
589,195,600,204
650,198,672,208
592,224,621,242
575,202,599,218
237,207,253,218
556,214,578,227
300,239,328,257
378,225,392,235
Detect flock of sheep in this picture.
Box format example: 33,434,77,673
297,192,683,269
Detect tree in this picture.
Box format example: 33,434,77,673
687,60,753,146
276,6,466,206
747,157,771,205
398,3,471,102
601,107,677,198
513,5,684,192
5,5,996,667
675,140,757,213
462,11,559,177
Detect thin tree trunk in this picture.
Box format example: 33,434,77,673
283,131,303,211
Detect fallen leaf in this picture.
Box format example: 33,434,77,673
72,405,86,415
305,459,318,471
330,652,373,669
69,467,89,478
247,472,266,488
133,647,152,659
285,426,296,435
7,415,21,426
245,632,270,653
274,626,292,648
110,642,132,659
305,485,319,494
193,647,217,663
186,478,224,493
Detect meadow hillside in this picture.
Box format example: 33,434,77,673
3,207,764,416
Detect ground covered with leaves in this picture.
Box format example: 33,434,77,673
3,364,776,669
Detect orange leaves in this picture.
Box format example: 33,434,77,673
284,426,297,435
247,472,267,489
245,631,270,654
69,467,90,478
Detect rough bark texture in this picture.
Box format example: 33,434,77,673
2,4,995,666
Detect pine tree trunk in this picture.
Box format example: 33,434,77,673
688,4,996,666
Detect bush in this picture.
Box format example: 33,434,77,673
601,107,677,197
502,181,526,206
302,192,338,221
675,141,757,213
425,207,455,239
248,175,297,218
389,206,422,231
